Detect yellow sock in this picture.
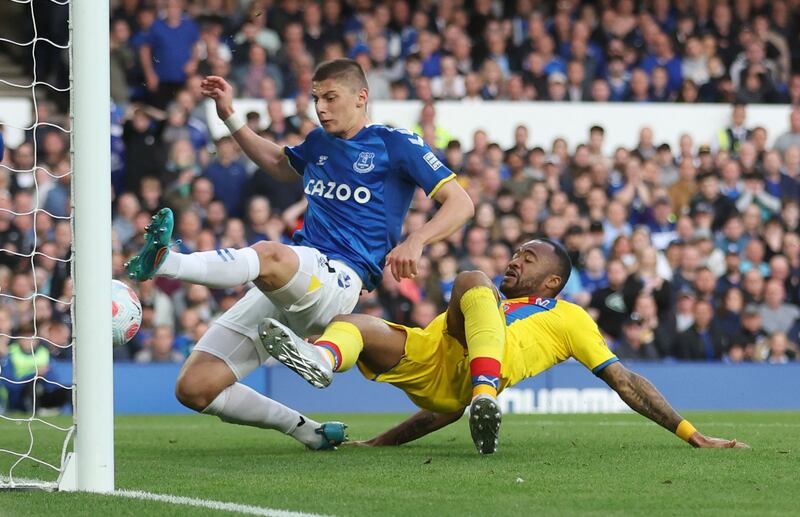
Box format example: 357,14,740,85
460,286,505,399
314,321,363,372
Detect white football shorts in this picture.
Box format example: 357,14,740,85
193,245,363,379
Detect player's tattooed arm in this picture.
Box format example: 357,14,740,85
364,409,465,446
600,362,749,448
599,362,682,432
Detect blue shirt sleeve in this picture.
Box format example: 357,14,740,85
388,129,455,197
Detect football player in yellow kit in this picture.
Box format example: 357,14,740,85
260,239,749,454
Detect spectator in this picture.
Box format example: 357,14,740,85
410,300,438,328
676,300,729,360
627,69,651,102
140,0,200,109
690,171,738,232
614,313,660,361
741,268,766,305
756,332,797,363
773,109,800,155
113,192,141,247
729,40,779,92
715,103,751,155
110,18,135,107
758,280,800,334
668,159,697,213
135,325,183,363
545,72,567,102
762,150,799,202
641,32,683,94
634,292,677,358
565,60,591,101
716,245,744,294
431,55,465,100
717,287,745,337
203,137,248,218
122,107,167,193
733,305,768,359
589,259,628,339
625,243,670,300
674,286,696,333
233,45,284,99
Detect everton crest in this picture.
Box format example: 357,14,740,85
353,152,376,173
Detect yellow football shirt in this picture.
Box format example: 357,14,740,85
500,296,619,388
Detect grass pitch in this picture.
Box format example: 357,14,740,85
0,412,797,516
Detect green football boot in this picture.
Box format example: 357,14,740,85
314,422,348,450
126,207,175,281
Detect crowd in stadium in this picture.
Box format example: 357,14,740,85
1,0,800,401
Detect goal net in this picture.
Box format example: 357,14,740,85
0,0,113,492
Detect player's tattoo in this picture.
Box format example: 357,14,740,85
373,409,465,446
391,411,439,445
600,363,682,432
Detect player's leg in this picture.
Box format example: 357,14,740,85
126,208,300,292
175,324,346,450
446,270,506,454
260,313,406,387
446,271,505,398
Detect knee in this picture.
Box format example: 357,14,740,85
251,241,290,266
175,369,222,412
453,270,493,293
330,314,359,325
250,241,294,282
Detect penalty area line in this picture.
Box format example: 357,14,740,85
111,489,334,517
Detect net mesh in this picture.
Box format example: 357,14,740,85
0,0,74,489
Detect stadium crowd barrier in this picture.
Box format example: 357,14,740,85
1,98,791,159
204,99,792,152
50,361,800,414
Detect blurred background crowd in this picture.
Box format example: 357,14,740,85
1,0,800,409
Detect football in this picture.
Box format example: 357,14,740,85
111,279,142,347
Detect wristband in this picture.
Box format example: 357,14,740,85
675,419,698,442
223,112,245,134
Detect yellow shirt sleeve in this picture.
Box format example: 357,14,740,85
561,302,619,375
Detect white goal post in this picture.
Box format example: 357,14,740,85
62,0,115,492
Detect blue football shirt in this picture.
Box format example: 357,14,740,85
284,125,455,290
145,16,199,83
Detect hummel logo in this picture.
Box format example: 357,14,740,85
407,135,424,146
317,155,328,166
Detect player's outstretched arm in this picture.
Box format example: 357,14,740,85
386,180,474,280
201,76,298,182
353,408,466,447
599,362,749,448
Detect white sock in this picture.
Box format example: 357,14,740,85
158,247,260,289
202,383,324,448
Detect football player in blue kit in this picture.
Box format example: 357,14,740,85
125,59,474,449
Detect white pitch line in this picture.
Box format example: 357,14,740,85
112,490,334,517
0,476,332,517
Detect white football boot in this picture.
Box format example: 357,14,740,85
258,318,333,388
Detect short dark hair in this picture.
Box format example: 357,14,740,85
312,59,368,92
538,237,572,293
